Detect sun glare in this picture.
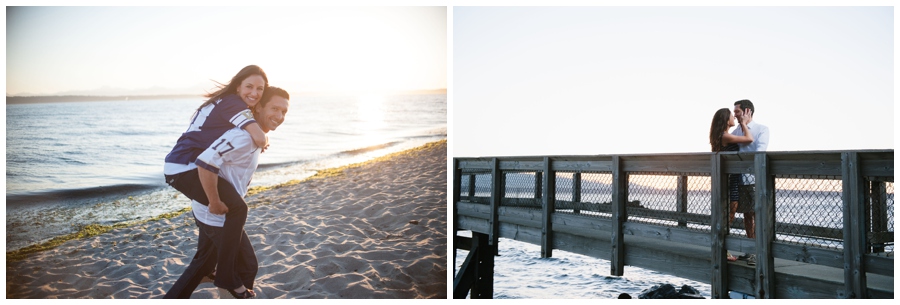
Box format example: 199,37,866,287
356,94,386,132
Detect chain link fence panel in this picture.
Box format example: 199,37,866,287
773,177,844,250
459,171,492,204
555,172,614,219
459,169,893,253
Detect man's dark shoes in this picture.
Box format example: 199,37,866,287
218,287,255,299
746,254,757,266
199,272,216,284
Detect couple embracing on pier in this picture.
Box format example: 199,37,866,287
708,99,770,265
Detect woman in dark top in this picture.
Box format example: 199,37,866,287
709,108,754,261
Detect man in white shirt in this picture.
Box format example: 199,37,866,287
165,87,290,299
731,99,769,266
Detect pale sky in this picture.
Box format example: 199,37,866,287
6,6,447,96
453,6,894,156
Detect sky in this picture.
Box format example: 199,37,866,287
3,3,895,156
453,6,894,156
6,6,447,96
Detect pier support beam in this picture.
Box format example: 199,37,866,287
611,156,627,276
490,158,501,255
453,232,495,299
453,158,461,275
541,157,556,258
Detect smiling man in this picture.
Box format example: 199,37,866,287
165,86,290,299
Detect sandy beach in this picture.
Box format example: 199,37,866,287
6,141,448,299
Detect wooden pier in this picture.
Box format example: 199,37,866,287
453,150,893,299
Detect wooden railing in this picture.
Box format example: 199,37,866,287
453,150,893,299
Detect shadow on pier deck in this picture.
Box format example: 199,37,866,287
453,150,893,299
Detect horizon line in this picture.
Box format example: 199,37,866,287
6,89,448,104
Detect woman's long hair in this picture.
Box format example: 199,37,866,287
709,108,731,152
196,65,269,111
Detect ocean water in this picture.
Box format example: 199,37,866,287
6,93,446,251
454,233,714,299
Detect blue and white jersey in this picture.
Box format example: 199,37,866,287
164,94,255,175
191,127,261,227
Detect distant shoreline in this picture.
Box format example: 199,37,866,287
6,94,202,104
6,89,448,105
394,88,447,95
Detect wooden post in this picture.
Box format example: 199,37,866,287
573,172,582,214
610,156,627,276
452,232,495,299
870,181,888,253
541,157,556,258
472,232,495,299
468,174,476,201
535,171,543,199
841,152,867,298
676,175,688,227
453,158,462,275
452,234,476,298
754,153,775,299
490,158,502,250
710,154,729,299
863,180,871,253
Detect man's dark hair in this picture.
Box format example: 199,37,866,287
734,99,755,116
259,86,290,108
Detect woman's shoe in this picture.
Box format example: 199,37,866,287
726,252,737,262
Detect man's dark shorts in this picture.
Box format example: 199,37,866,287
738,185,755,214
